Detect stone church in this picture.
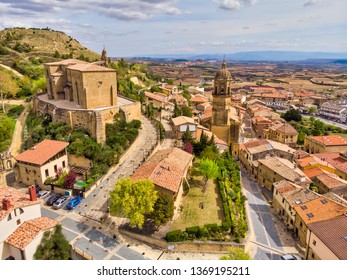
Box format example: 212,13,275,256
33,49,140,144
211,59,241,146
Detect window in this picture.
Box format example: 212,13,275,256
307,213,314,218
311,253,315,259
45,169,49,177
7,213,12,221
16,219,21,225
300,221,303,228
54,165,57,173
313,240,316,246
301,205,308,210
282,198,285,203
62,161,66,168
321,199,327,204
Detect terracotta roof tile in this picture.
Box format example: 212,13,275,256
313,152,347,174
6,217,58,250
308,135,347,146
172,116,196,126
316,173,347,189
294,197,347,224
273,180,301,194
190,96,208,103
15,139,69,165
0,185,42,221
286,188,320,207
67,63,116,72
303,168,325,179
269,123,298,135
131,148,193,194
308,215,347,260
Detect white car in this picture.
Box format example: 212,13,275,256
37,190,51,199
280,254,302,260
52,196,70,209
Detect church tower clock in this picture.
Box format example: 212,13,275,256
211,59,240,145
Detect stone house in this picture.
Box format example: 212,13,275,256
239,139,296,178
304,135,347,154
306,215,347,260
14,140,69,188
257,157,310,192
171,116,197,140
264,122,298,147
251,116,274,139
272,181,319,229
131,148,193,200
294,197,347,246
0,185,58,260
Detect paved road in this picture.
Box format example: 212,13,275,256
241,168,297,260
314,116,347,130
77,115,158,223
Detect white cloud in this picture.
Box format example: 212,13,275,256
213,0,257,11
0,0,182,21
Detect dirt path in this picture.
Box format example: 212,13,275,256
9,104,29,157
0,63,23,78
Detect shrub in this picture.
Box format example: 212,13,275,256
205,223,219,233
166,230,184,242
186,226,201,237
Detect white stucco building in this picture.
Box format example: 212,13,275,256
0,185,58,260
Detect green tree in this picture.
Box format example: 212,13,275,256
309,107,317,115
34,224,71,260
181,105,192,117
220,247,251,260
282,109,302,122
150,192,174,226
198,158,220,185
182,126,193,143
109,178,157,228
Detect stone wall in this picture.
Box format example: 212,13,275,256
33,97,118,144
119,98,141,122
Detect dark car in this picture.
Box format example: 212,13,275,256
46,194,62,206
66,196,83,210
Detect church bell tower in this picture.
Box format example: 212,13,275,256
211,59,240,145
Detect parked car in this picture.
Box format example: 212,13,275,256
280,254,302,260
37,190,51,199
35,185,41,194
52,196,70,209
66,196,83,210
46,194,62,206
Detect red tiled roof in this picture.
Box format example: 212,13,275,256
316,173,347,189
196,128,227,146
294,197,347,224
145,92,166,103
190,96,208,103
15,139,69,165
313,152,347,174
308,215,347,260
200,106,212,121
6,217,58,250
68,63,116,72
273,180,301,194
131,148,193,194
303,168,325,179
309,135,347,146
0,185,42,221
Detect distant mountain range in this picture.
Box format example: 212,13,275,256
132,51,347,62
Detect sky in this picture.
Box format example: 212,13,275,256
0,0,346,57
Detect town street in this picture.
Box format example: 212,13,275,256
241,168,300,260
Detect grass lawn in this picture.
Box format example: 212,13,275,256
170,165,225,231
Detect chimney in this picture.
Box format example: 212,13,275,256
2,199,11,211
28,186,37,201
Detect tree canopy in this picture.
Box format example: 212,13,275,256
220,247,251,260
109,178,157,228
282,109,302,122
198,158,220,182
150,192,174,226
34,224,71,260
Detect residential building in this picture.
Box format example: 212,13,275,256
0,185,58,260
14,140,69,188
306,215,347,260
304,135,347,154
313,152,347,181
159,84,178,95
313,173,347,197
144,91,167,108
169,95,188,107
172,116,197,140
317,102,346,122
264,122,298,147
239,139,296,178
252,116,274,139
294,197,347,246
131,148,193,199
257,157,310,192
251,92,288,109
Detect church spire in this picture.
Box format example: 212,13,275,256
101,46,108,67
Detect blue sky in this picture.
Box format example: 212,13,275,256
0,0,346,57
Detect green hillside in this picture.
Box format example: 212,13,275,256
0,27,100,67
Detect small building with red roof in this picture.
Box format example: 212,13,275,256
14,139,69,188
